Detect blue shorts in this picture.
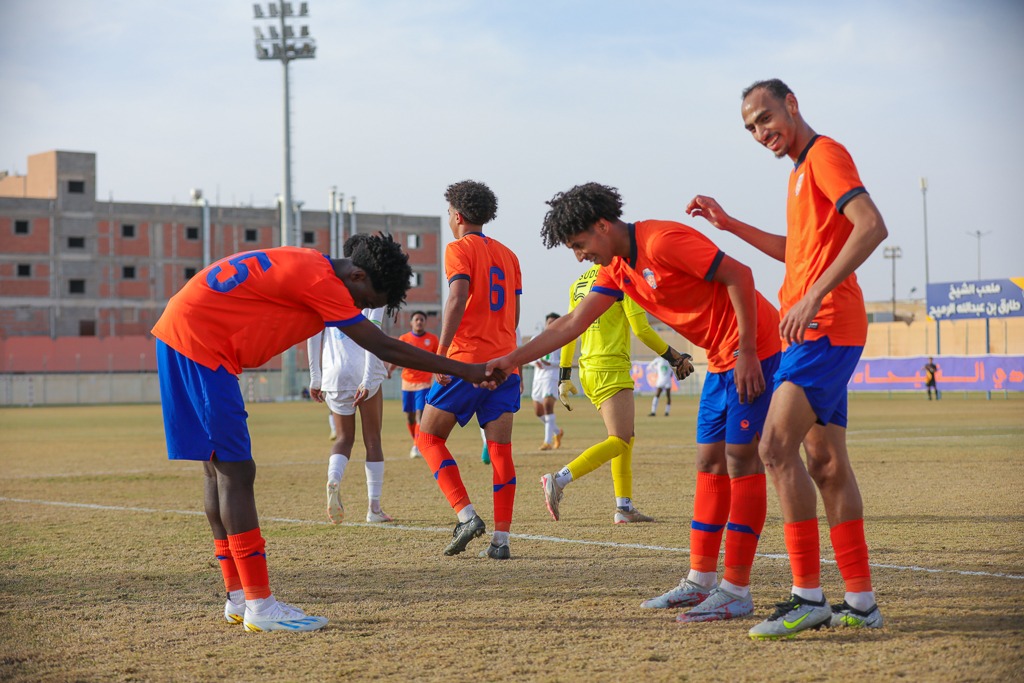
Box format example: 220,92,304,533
774,337,862,428
426,374,521,428
402,387,430,414
697,352,781,445
155,339,251,462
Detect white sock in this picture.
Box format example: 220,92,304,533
548,413,559,438
664,402,671,415
457,504,477,523
554,467,573,488
616,497,633,510
651,397,658,413
844,590,876,611
687,570,717,589
792,585,824,602
228,589,245,604
247,594,276,614
719,579,749,598
327,413,334,430
540,414,552,443
492,530,509,546
365,460,385,509
327,453,349,483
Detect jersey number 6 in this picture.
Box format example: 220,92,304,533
488,266,506,311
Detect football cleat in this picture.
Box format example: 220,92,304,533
830,600,883,628
243,599,328,633
641,579,713,609
749,594,831,640
677,586,754,623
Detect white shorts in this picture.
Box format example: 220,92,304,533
324,386,380,416
531,368,559,402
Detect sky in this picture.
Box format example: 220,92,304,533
2,0,1023,335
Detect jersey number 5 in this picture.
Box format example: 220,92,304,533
206,251,272,293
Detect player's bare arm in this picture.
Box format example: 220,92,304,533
780,193,888,345
434,279,469,386
487,291,613,377
686,195,787,262
343,317,501,386
711,255,765,403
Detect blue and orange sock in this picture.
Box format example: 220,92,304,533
488,441,515,533
723,473,766,588
227,527,270,600
689,472,731,575
417,432,471,512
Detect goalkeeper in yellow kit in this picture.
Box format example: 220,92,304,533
542,265,690,524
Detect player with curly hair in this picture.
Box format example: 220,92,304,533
152,234,502,632
416,180,523,560
489,183,782,624
686,78,888,639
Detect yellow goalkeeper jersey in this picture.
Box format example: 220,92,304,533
560,265,669,372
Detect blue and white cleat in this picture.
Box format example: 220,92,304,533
243,599,328,633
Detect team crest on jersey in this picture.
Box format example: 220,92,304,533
642,268,658,289
794,172,805,197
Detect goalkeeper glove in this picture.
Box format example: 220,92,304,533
661,347,694,381
558,367,577,410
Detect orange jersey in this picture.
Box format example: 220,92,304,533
398,330,439,384
152,247,365,374
783,135,868,346
444,232,522,364
592,220,780,373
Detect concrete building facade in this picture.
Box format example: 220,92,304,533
0,150,444,357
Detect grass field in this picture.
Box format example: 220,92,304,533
1,394,1023,682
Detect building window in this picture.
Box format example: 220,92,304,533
69,279,86,294
245,228,258,242
14,220,29,235
67,236,86,249
68,180,85,194
121,223,136,238
185,226,200,240
17,264,31,277
122,265,136,279
79,320,96,336
409,272,422,288
407,233,421,250
184,267,197,280
303,231,315,245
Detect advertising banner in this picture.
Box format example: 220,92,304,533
849,355,1024,392
926,278,1024,320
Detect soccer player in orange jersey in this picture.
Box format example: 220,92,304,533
386,311,439,458
415,180,523,560
686,78,888,639
487,183,782,622
152,235,501,632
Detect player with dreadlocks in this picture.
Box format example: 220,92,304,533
152,233,503,633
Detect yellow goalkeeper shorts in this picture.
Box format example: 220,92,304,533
580,367,634,410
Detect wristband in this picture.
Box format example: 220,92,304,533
559,367,572,382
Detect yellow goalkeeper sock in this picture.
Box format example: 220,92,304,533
610,436,635,500
566,436,629,481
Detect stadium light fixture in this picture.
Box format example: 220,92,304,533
252,1,317,399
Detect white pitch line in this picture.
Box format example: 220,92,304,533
2,496,1022,581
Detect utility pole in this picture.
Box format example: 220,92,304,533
253,1,316,399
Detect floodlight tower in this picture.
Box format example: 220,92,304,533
253,2,315,398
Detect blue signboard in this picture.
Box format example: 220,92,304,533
849,355,1024,392
926,278,1024,320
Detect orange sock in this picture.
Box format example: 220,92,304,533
830,518,873,592
690,472,731,573
407,422,417,440
416,432,471,512
214,538,242,593
784,518,821,589
723,473,766,587
488,441,515,533
227,528,271,600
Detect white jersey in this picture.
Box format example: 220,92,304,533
308,307,387,393
646,357,673,390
